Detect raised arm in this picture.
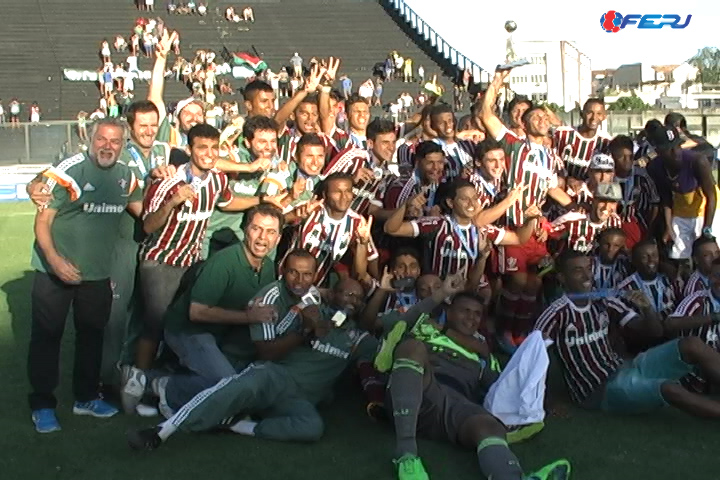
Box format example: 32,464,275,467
147,30,178,124
478,70,510,140
319,57,340,136
274,63,326,131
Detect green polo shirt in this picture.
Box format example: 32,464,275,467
164,244,277,348
31,153,142,280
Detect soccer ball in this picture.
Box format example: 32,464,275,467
504,20,517,33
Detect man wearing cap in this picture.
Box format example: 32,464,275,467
664,112,716,164
566,153,615,208
148,31,205,148
549,182,623,254
646,122,720,261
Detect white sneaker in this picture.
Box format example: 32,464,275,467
120,365,147,415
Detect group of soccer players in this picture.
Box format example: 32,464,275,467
24,44,720,480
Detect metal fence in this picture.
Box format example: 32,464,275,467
0,121,87,167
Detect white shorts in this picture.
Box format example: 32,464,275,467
670,216,702,259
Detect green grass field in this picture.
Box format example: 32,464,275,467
0,201,716,480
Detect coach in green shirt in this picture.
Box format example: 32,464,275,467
28,118,143,434
163,204,284,391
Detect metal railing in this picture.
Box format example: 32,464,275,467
385,0,483,82
0,121,88,166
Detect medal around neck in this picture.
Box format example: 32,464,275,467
301,287,322,308
498,20,530,70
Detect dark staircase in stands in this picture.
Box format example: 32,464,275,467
0,0,456,123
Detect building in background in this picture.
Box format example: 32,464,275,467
506,40,592,111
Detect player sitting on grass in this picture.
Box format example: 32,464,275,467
536,249,720,417
127,250,380,450
374,274,568,480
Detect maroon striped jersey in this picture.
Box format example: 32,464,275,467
553,126,612,180
592,255,630,290
617,273,679,319
497,128,560,228
383,173,440,216
549,211,622,253
432,138,475,180
277,126,338,164
615,168,659,228
684,270,710,296
535,295,638,404
669,290,720,348
323,145,395,216
141,163,232,267
467,171,504,211
330,127,366,151
284,206,379,286
410,215,504,279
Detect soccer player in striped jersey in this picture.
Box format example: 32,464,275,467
122,124,287,415
283,173,378,286
667,258,720,349
395,105,437,172
609,135,659,248
505,95,532,139
592,228,630,290
617,240,679,321
478,69,576,350
549,183,623,254
553,98,611,182
536,250,720,418
384,141,445,218
328,94,370,150
384,179,539,296
323,118,398,218
429,104,475,180
685,236,720,296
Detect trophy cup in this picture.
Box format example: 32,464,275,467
498,20,530,70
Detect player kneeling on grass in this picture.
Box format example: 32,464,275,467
374,274,569,480
127,249,380,449
537,249,720,417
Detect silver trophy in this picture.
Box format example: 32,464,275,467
498,20,530,70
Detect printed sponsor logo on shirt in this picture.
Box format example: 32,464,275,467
310,339,350,359
82,182,96,192
83,202,125,213
565,324,608,347
176,211,213,222
506,257,518,271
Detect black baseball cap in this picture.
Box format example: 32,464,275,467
645,120,682,150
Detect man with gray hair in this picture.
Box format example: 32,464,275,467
27,118,144,433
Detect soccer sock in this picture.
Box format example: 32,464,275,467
157,420,177,441
476,437,524,480
390,358,424,458
229,419,258,436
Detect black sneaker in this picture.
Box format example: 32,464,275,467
127,427,162,451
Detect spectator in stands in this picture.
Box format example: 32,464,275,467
114,35,128,52
291,52,303,79
167,0,176,14
243,6,255,22
187,0,196,13
108,94,119,118
384,57,394,82
127,51,139,74
373,80,383,107
77,111,89,144
417,64,425,85
394,54,404,80
340,74,352,100
358,79,374,102
197,2,207,15
172,31,181,55
146,0,155,12
100,40,111,64
143,31,154,58
130,33,140,56
0,99,5,124
29,102,41,123
278,67,290,98
403,57,413,83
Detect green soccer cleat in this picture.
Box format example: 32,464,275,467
394,454,429,480
526,459,571,480
507,421,545,444
374,321,407,373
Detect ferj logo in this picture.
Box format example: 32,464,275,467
600,11,691,32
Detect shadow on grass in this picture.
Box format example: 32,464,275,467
1,270,34,350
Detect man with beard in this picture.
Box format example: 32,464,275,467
203,116,277,257
148,31,204,148
478,69,576,351
553,98,611,183
537,250,720,419
384,141,445,218
283,173,378,286
28,118,144,433
127,257,379,449
122,124,286,415
323,118,398,219
548,183,623,254
384,179,539,295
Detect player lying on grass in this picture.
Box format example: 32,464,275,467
537,249,720,417
126,249,381,449
374,273,569,480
